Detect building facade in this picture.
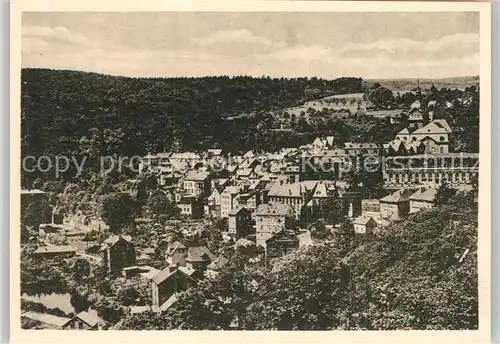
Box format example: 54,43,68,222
101,235,136,275
379,189,411,221
220,186,240,218
228,207,253,239
409,187,437,213
255,203,294,247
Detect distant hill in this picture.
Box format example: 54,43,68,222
367,76,479,92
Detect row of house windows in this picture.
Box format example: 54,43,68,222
386,158,478,169
398,136,446,142
269,196,303,206
386,171,472,183
180,206,192,213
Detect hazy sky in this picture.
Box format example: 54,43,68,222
22,12,480,79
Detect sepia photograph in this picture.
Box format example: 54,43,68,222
10,1,491,342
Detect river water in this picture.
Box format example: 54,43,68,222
21,292,75,315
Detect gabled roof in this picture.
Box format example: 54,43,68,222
260,174,271,182
152,265,196,285
410,187,438,202
312,137,324,146
432,119,453,133
389,140,402,152
397,128,410,136
166,241,186,255
297,231,315,247
236,167,254,177
186,246,216,262
152,266,179,285
410,100,421,109
170,152,200,160
102,235,132,247
208,187,222,199
412,120,452,135
178,265,197,276
379,189,411,203
229,206,251,216
184,170,210,181
268,182,304,198
207,254,229,271
159,293,179,311
312,182,329,198
222,186,240,195
353,215,377,226
239,157,258,168
256,203,294,216
73,310,101,328
243,150,255,158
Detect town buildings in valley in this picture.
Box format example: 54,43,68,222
22,90,479,330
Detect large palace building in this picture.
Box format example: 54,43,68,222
381,119,478,188
383,153,479,188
